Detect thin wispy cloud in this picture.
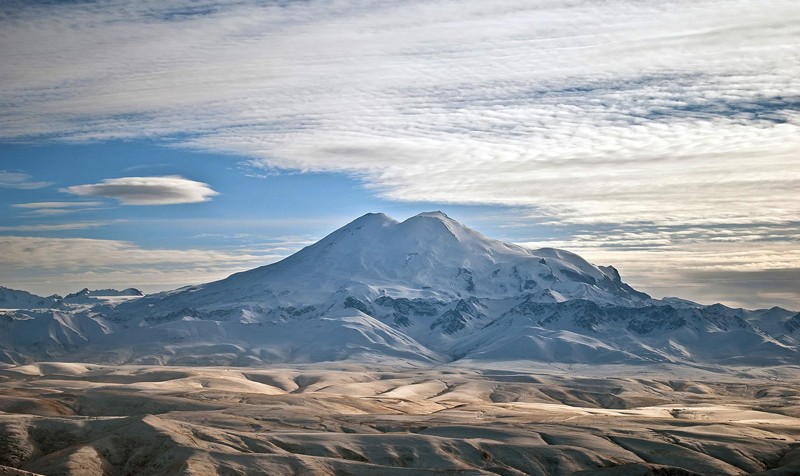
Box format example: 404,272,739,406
12,201,104,209
0,235,287,295
0,222,107,232
11,200,106,216
0,171,51,189
63,176,218,205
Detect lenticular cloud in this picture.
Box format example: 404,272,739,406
64,176,218,205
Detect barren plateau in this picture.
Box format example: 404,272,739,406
1,362,799,475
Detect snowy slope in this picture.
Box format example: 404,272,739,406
0,309,112,364
452,300,798,365
0,287,60,310
114,211,651,322
1,212,798,367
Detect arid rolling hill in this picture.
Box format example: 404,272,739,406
1,362,799,475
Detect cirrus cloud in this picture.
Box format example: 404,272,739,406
0,171,51,190
0,234,287,296
11,201,106,216
12,201,104,209
1,0,797,226
63,176,218,205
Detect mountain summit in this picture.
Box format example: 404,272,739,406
136,211,650,314
1,212,798,367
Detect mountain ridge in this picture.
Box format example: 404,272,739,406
1,212,798,368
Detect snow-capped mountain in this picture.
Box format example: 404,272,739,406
0,286,61,310
60,288,143,306
115,211,649,319
0,287,143,309
64,288,143,299
1,212,798,367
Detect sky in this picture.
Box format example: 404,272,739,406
1,0,798,310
